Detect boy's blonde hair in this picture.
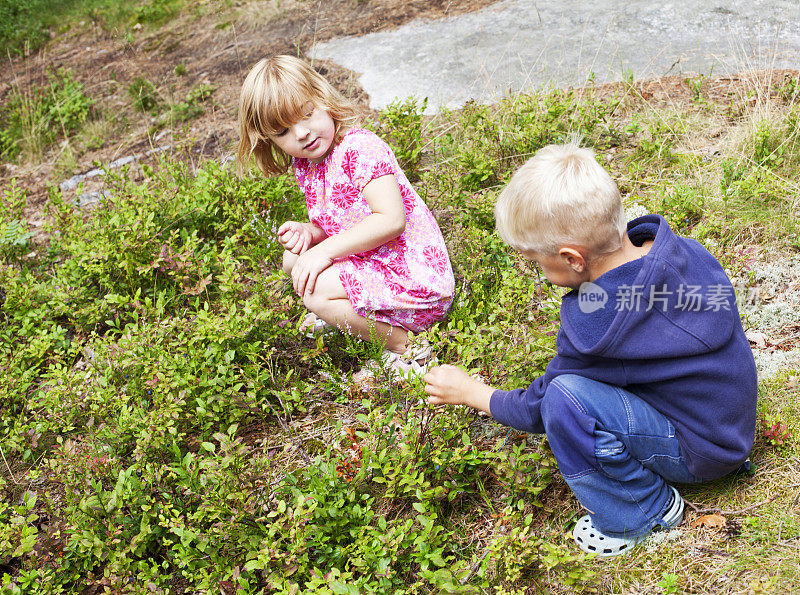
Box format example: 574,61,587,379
494,143,626,256
237,55,362,176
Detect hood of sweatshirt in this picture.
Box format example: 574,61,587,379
559,215,736,360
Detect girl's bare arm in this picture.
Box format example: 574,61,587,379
290,175,406,295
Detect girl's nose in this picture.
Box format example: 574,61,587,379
292,123,310,139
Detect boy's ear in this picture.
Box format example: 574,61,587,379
559,247,586,273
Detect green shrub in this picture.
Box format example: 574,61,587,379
0,68,93,161
0,182,32,260
170,83,215,122
6,80,799,592
0,0,56,54
128,76,160,113
0,0,187,55
372,97,427,181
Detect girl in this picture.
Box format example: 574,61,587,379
237,55,455,376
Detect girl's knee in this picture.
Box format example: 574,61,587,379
302,283,336,313
302,291,322,312
282,250,298,274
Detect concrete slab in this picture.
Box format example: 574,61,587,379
312,0,800,112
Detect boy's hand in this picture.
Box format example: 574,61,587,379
424,365,495,415
291,246,333,296
278,221,314,255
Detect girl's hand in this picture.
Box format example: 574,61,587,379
291,246,334,296
277,221,315,255
424,365,495,415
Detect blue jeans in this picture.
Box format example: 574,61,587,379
540,374,702,539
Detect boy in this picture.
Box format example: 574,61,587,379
424,143,757,557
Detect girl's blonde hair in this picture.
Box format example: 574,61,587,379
494,142,626,256
237,55,363,176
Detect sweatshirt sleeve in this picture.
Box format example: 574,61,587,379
489,352,576,433
489,375,548,434
488,348,624,433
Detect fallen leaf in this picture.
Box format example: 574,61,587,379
691,513,727,530
745,330,768,349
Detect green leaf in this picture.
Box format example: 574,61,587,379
13,532,37,557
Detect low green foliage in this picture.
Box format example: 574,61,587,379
0,0,186,55
371,97,428,181
132,0,182,25
170,83,216,122
0,68,93,162
0,182,32,260
2,74,800,592
128,76,160,114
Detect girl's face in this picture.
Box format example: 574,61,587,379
269,101,336,163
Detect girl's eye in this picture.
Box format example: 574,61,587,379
275,128,288,137
305,106,314,117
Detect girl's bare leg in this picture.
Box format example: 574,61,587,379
283,251,409,353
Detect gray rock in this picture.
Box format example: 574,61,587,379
313,0,800,113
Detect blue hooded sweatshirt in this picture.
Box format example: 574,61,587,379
490,215,757,480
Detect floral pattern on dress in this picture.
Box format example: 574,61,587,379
331,182,358,209
342,149,359,179
372,161,394,178
305,186,317,209
400,185,416,214
340,270,363,301
315,213,341,236
293,128,455,332
423,246,447,275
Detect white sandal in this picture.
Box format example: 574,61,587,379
300,313,333,339
572,485,684,557
354,343,435,383
380,343,434,379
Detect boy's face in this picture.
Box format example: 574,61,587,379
521,248,589,290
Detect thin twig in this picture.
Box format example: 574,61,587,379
689,493,780,516
0,445,21,485
264,398,313,466
775,538,800,550
684,499,702,512
460,549,491,585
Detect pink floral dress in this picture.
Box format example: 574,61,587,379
293,128,454,333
